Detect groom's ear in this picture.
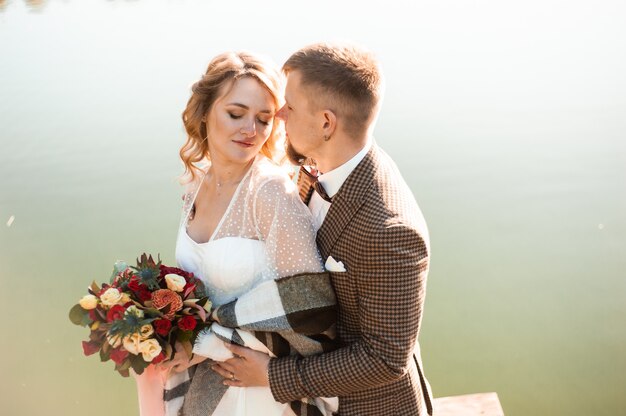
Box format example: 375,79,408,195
321,109,337,137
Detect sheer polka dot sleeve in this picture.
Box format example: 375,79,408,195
253,175,324,278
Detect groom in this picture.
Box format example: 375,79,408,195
213,43,433,416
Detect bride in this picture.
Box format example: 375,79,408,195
132,52,338,416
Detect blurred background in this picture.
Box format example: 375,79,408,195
0,0,624,415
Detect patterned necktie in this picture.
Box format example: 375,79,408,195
298,166,333,203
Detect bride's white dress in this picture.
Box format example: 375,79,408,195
174,157,336,416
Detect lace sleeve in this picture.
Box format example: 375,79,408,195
178,173,205,229
254,176,324,279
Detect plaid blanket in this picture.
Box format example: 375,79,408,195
163,271,338,416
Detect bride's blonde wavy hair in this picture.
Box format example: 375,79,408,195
179,52,284,184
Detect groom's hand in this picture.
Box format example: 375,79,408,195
211,344,270,387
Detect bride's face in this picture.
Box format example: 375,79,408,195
205,76,275,166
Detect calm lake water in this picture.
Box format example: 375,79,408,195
1,1,624,415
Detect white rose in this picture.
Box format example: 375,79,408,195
123,333,142,355
107,333,123,348
138,339,162,362
79,294,98,310
100,288,123,307
165,274,186,292
139,324,154,340
125,305,144,318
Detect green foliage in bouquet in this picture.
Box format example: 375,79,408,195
108,306,156,339
131,253,162,290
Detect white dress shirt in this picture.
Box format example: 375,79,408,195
309,140,372,231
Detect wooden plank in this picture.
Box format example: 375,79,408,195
433,392,504,416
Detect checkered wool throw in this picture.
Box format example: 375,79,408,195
163,271,337,416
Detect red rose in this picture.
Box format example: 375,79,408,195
153,319,172,336
151,352,166,364
82,341,100,356
177,315,197,331
128,279,141,291
110,348,129,364
137,288,152,302
106,305,126,322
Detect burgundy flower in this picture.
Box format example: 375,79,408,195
153,319,172,337
110,348,129,364
128,278,141,292
82,341,100,356
106,305,126,322
159,265,192,279
177,315,197,331
137,288,152,302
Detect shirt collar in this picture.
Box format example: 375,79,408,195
318,140,372,198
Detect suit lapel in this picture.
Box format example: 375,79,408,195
316,146,379,256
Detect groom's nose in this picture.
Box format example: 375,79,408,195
276,105,287,121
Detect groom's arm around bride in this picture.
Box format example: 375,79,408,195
266,144,434,416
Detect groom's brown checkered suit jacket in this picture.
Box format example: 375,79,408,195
268,145,433,416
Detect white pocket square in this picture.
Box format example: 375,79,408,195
325,256,346,272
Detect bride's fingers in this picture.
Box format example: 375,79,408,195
172,363,188,373
160,357,184,372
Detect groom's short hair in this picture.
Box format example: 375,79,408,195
283,43,382,139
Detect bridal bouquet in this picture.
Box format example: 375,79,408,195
69,253,212,377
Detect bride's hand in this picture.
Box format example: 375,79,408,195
171,353,207,373
157,341,207,373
